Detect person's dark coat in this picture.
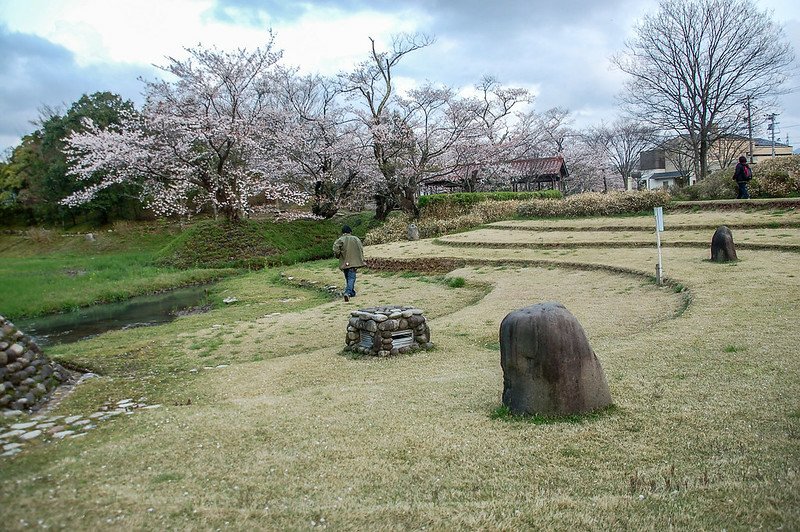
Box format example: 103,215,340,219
733,162,751,183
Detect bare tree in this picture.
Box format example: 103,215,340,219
613,0,795,180
589,119,658,190
662,136,695,186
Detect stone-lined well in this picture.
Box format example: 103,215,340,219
345,306,432,357
1,315,71,411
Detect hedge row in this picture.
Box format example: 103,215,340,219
517,190,672,218
366,190,672,245
419,190,562,218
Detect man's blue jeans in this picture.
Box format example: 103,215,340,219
343,268,357,297
737,181,750,199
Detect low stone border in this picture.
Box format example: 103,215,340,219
669,198,800,210
432,239,800,253
365,257,693,319
489,222,800,232
0,396,162,458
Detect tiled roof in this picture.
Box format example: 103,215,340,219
507,156,566,176
752,137,790,148
648,171,684,179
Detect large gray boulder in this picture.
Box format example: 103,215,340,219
711,225,737,262
500,302,612,416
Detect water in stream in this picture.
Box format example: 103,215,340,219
15,285,212,347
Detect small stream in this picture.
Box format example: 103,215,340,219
15,285,212,347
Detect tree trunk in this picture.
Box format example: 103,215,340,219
374,193,393,221
699,137,709,181
398,185,420,218
313,180,339,219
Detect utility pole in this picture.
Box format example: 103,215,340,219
766,113,779,158
745,96,754,163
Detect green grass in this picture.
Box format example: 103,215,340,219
0,214,378,319
490,404,619,424
446,276,466,288
0,238,235,319
156,213,377,269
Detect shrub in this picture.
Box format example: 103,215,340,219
471,200,524,221
668,156,800,200
366,194,549,245
365,196,542,245
669,169,738,201
446,277,466,288
364,215,413,246
517,190,671,218
416,213,484,238
25,227,55,244
749,155,800,198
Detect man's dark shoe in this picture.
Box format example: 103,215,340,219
344,294,350,302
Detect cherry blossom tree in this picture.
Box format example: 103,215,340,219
449,78,549,192
63,37,307,221
560,133,611,194
340,33,435,220
342,36,539,218
274,70,375,218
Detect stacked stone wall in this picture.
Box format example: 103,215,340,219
344,306,432,357
0,316,71,411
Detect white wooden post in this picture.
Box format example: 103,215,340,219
654,206,664,285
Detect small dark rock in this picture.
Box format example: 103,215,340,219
711,226,737,262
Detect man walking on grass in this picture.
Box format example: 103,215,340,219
333,225,364,302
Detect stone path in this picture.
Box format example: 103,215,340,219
1,398,161,458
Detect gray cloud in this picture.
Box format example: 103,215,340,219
0,25,153,154
2,0,797,155
211,0,647,122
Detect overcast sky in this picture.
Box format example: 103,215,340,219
1,0,798,156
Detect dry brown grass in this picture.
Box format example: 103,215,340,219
1,212,798,530
438,227,800,248
492,208,800,230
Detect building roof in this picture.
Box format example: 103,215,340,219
752,137,790,148
646,171,684,180
508,156,567,177
424,156,568,187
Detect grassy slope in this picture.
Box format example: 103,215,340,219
0,226,237,319
0,209,798,529
0,214,376,319
156,213,378,269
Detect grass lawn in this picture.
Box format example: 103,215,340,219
0,226,236,319
0,209,798,529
